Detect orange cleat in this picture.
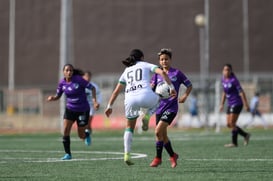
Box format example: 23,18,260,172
150,157,162,167
170,153,179,168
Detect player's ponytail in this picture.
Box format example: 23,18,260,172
122,49,144,67
122,56,136,67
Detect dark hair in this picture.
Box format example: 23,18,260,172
158,48,172,59
84,70,92,77
130,49,144,60
224,63,233,71
122,49,144,67
63,63,84,76
224,63,235,76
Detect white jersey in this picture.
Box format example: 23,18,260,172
250,96,259,110
119,61,157,96
119,61,160,119
85,81,102,116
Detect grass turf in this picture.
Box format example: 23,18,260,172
0,128,272,181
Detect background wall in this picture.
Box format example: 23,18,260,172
0,0,273,88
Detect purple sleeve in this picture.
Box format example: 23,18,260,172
178,71,192,88
233,76,243,92
56,80,63,97
86,82,94,90
76,75,94,90
150,74,156,85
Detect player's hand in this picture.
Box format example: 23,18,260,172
178,94,187,103
94,102,100,110
105,108,112,117
170,89,177,98
245,105,250,112
47,96,54,101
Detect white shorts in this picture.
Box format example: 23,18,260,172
89,106,95,116
124,91,160,120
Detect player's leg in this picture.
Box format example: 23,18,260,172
124,118,137,165
62,118,74,160
224,111,238,148
141,92,160,131
162,113,178,168
234,116,250,146
233,106,250,146
150,119,167,167
85,116,93,145
76,110,91,146
61,108,76,160
226,113,239,147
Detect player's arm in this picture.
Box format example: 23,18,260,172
91,86,99,110
154,67,177,97
47,94,61,101
47,83,63,101
105,82,125,117
219,92,226,112
179,85,192,103
240,91,250,112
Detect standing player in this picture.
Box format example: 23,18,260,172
246,92,268,129
220,64,251,148
104,49,176,165
83,71,102,145
149,48,192,168
47,64,99,160
188,91,202,128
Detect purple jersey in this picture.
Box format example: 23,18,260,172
151,67,192,114
56,75,93,112
221,74,243,106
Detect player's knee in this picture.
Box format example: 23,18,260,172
78,132,85,139
155,129,163,140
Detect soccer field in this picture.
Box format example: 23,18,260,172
0,128,272,181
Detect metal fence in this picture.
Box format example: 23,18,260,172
0,73,272,132
1,73,272,116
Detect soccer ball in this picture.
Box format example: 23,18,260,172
155,81,171,99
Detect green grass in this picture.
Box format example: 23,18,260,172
0,128,273,181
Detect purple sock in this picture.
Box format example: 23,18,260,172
164,141,175,157
156,141,164,158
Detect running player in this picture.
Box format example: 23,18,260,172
104,49,176,165
246,92,268,129
149,48,192,168
83,71,102,145
220,64,251,148
47,64,99,160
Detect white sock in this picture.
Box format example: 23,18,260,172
124,129,133,153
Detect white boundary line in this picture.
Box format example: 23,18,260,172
186,158,273,162
0,150,147,163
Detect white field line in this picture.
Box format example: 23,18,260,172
185,158,273,162
0,150,147,163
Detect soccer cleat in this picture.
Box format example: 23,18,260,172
170,153,179,168
84,129,91,146
124,153,134,166
142,114,151,131
244,134,251,146
224,143,237,148
150,157,162,167
61,153,72,160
